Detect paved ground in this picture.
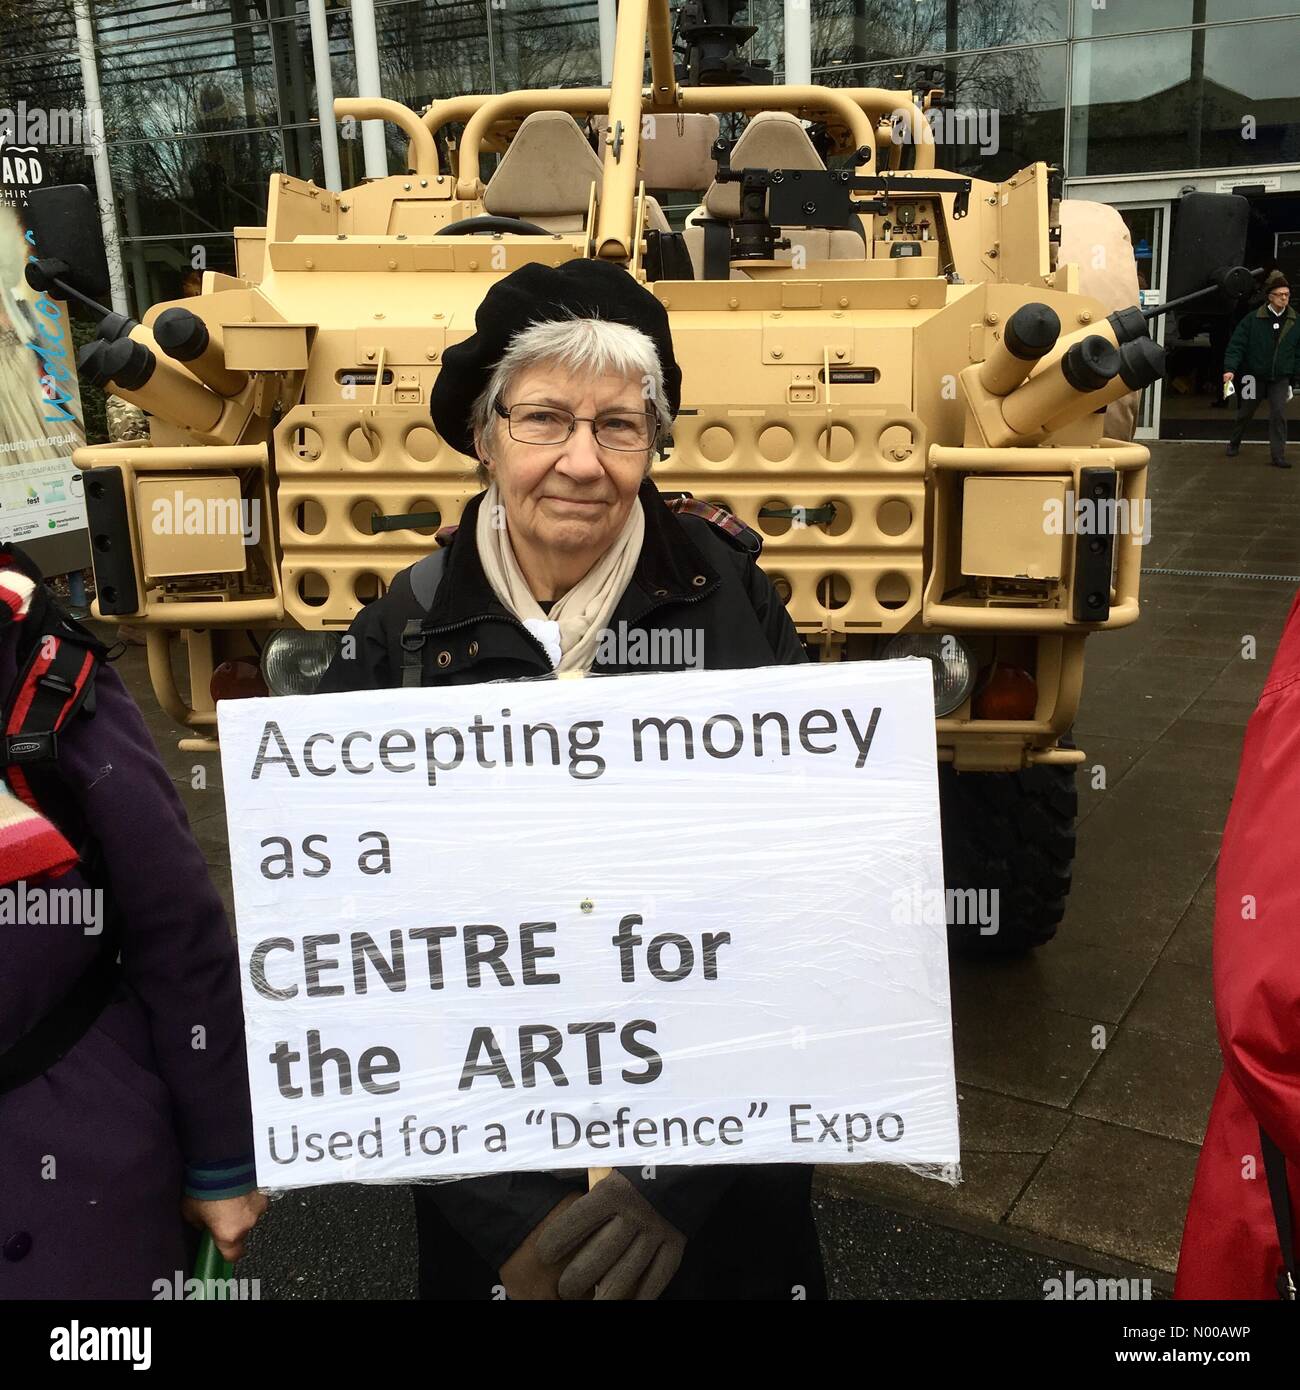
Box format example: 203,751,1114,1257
114,439,1299,1296
826,438,1300,1282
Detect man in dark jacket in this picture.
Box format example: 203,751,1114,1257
1224,272,1297,468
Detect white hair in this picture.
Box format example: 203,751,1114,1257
470,316,673,475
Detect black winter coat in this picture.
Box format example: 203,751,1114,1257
318,481,827,1300
320,480,806,690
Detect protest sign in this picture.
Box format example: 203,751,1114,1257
218,660,960,1188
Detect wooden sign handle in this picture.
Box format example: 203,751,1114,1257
559,672,605,1196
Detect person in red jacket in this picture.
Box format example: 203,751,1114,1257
1176,591,1300,1300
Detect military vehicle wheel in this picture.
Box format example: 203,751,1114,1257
938,759,1077,957
435,215,552,237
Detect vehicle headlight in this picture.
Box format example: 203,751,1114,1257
880,633,976,716
260,630,342,696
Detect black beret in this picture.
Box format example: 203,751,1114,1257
429,259,682,457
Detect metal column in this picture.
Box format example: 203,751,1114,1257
71,0,129,315
598,0,618,85
308,0,343,190
349,0,389,179
783,0,811,86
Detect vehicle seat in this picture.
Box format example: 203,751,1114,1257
682,111,867,279
484,110,671,234
593,112,719,230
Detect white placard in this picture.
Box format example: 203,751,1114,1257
218,660,959,1188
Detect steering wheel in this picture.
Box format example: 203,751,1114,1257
435,215,552,237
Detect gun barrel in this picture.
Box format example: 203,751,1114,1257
1042,336,1166,435
153,307,249,398
979,302,1062,395
96,312,139,343
80,337,225,435
1001,335,1120,437
1030,305,1147,381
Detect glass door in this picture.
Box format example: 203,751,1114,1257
1110,201,1169,440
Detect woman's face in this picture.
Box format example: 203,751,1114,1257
480,361,652,574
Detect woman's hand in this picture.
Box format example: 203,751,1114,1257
536,1173,686,1300
181,1191,269,1263
499,1192,589,1300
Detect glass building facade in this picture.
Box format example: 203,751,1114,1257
3,1,1299,316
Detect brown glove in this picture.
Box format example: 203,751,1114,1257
498,1192,588,1300
535,1172,686,1300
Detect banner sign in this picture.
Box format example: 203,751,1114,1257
0,138,89,550
218,661,960,1188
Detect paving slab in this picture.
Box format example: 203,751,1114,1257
1124,958,1218,1049
1074,1027,1222,1145
1008,1117,1200,1274
1159,717,1248,754
1065,817,1221,956
1127,734,1244,786
1183,693,1264,726
1162,895,1216,971
1073,734,1145,824
827,1086,1069,1226
950,935,1151,1025
950,991,1103,1109
1096,766,1234,838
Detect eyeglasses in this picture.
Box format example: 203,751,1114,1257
494,400,657,451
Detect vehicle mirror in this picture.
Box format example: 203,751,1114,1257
22,184,112,303
1167,192,1249,306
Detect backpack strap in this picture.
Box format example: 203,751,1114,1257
0,937,123,1095
0,551,121,1097
664,495,763,557
2,605,103,817
394,549,452,689
399,620,428,689
409,547,448,612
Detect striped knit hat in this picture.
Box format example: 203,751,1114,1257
0,555,77,884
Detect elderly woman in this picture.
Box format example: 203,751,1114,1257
318,259,822,1301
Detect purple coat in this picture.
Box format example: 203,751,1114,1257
0,614,254,1299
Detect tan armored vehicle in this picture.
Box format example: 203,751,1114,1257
26,0,1252,954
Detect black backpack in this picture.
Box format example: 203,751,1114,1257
0,545,121,1095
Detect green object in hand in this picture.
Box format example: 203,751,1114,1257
192,1233,234,1298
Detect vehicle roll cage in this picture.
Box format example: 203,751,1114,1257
335,0,936,262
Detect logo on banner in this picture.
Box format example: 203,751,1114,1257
0,138,42,206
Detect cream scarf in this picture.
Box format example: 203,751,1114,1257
475,481,645,674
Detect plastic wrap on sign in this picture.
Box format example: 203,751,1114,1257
217,660,961,1190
